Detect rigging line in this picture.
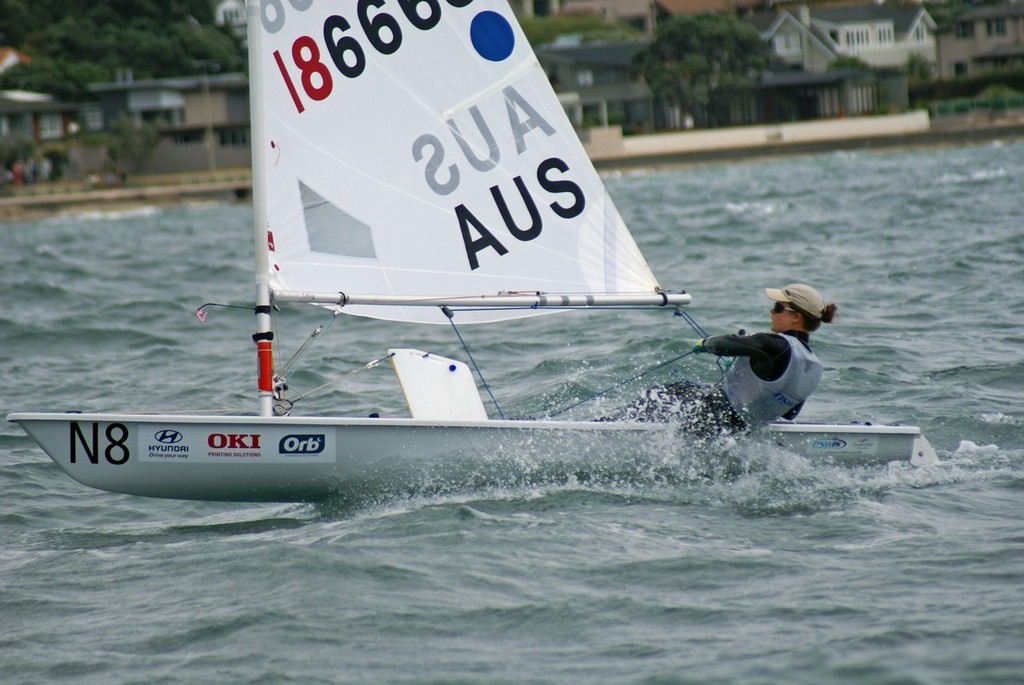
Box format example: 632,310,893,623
442,307,505,420
672,309,733,378
675,308,710,338
277,306,343,378
548,350,697,418
547,305,713,416
286,352,396,404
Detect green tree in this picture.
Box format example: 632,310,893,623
829,56,872,72
632,12,768,128
107,113,161,175
905,53,933,85
0,0,51,46
0,0,243,100
0,57,109,102
977,84,1022,99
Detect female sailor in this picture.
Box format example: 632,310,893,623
618,283,837,438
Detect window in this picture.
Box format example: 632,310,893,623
82,107,103,132
172,130,203,144
843,27,870,49
987,18,1006,36
219,129,249,147
576,69,593,87
954,62,968,77
877,26,893,45
774,33,801,54
37,112,63,139
955,21,974,39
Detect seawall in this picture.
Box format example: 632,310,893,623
585,111,1024,170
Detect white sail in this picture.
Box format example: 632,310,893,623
254,0,665,323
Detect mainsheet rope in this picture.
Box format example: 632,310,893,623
443,306,715,420
442,306,506,419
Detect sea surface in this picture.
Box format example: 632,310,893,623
2,142,1022,684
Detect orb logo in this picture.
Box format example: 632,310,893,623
280,434,325,455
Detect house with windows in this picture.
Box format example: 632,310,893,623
809,6,936,70
754,5,937,73
215,0,248,42
536,41,655,132
89,72,251,174
749,10,837,73
0,90,79,144
936,4,1024,79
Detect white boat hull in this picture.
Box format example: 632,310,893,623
8,413,937,502
768,421,937,467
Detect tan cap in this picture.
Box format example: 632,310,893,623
766,283,826,318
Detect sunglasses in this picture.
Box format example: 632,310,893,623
772,302,800,314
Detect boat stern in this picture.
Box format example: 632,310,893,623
768,422,940,466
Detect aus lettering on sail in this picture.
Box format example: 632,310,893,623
412,85,586,271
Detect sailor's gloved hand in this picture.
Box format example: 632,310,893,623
692,339,707,354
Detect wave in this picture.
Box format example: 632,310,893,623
938,167,1009,184
45,205,162,224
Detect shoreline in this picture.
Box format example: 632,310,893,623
2,118,1022,222
591,117,1024,172
0,175,252,222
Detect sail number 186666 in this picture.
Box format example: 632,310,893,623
270,0,473,113
70,422,130,465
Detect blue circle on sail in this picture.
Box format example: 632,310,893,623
471,11,515,62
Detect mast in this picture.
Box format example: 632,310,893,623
247,0,275,418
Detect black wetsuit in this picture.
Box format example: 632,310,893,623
614,331,812,438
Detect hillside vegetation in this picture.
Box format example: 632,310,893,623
0,0,244,100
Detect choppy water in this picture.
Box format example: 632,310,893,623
2,142,1023,684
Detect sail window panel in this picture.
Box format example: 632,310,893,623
299,181,378,260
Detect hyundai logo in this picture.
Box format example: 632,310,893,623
154,429,184,444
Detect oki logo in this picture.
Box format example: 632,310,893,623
207,433,262,449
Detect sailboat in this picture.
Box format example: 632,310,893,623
8,0,936,502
